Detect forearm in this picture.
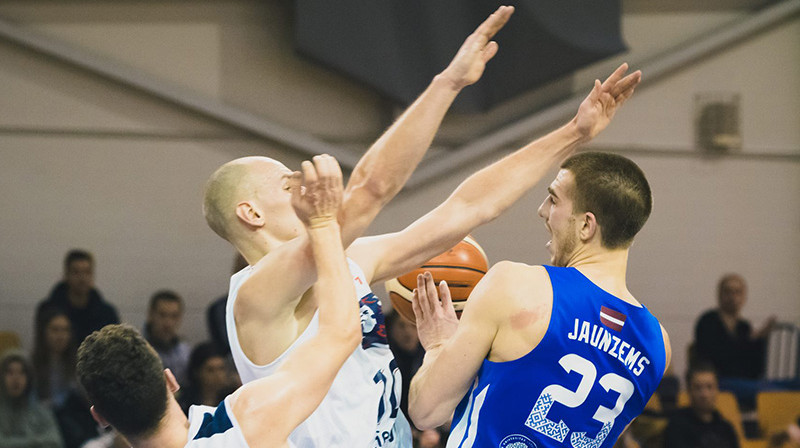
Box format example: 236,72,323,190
307,222,359,336
340,75,462,243
449,120,585,222
409,346,466,429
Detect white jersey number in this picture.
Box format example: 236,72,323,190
524,353,634,448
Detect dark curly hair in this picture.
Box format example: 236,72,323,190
76,324,167,439
561,152,652,249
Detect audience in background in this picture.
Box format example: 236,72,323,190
206,254,248,356
0,350,64,448
144,289,191,385
694,273,777,411
384,311,446,448
36,250,119,344
664,362,739,448
694,273,774,380
31,308,76,409
32,305,101,448
177,342,237,413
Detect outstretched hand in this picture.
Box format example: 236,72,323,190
412,272,459,351
439,5,515,90
574,63,642,139
289,154,344,228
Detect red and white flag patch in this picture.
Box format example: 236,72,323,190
600,306,626,332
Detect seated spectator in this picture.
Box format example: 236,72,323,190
143,289,191,385
36,249,119,344
206,254,247,356
385,311,425,420
177,342,236,413
664,362,739,448
694,273,774,380
31,308,76,409
768,416,800,448
0,350,64,448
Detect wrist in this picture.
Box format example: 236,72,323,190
565,118,592,145
432,72,464,93
307,217,339,231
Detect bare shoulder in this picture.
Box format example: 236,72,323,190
480,261,551,300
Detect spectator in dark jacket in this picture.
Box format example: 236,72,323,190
36,249,119,344
664,363,739,448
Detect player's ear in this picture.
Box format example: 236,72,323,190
164,368,180,394
580,212,598,242
90,405,111,428
235,201,265,228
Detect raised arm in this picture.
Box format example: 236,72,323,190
232,157,361,445
339,5,515,246
349,63,641,283
235,6,515,320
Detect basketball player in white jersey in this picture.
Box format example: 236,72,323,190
76,156,358,447
203,7,643,447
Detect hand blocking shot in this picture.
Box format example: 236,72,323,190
76,156,359,448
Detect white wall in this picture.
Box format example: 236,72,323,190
0,1,797,382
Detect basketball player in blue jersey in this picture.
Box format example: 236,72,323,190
408,152,672,447
203,6,643,447
76,157,361,447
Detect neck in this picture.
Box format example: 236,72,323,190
68,289,90,308
693,407,714,423
130,400,189,448
233,230,281,266
719,309,739,320
567,245,634,303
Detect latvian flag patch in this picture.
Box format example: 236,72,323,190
600,306,626,332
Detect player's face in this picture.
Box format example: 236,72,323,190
538,170,580,267
65,259,94,296
3,361,27,399
688,371,718,414
46,315,72,355
247,159,304,243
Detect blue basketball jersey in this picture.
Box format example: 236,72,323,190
447,266,666,448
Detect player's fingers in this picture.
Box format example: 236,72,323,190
423,272,442,314
611,70,641,98
417,273,435,317
481,41,499,63
439,280,454,313
476,6,514,41
587,79,602,102
601,62,628,92
412,288,424,320
301,160,318,186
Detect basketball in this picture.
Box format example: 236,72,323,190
385,236,489,325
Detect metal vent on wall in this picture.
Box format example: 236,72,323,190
695,92,742,153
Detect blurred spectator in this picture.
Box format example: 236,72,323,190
768,417,800,448
31,308,76,409
0,350,64,448
36,250,119,344
177,342,237,413
385,311,424,421
664,362,739,448
206,254,248,355
694,273,774,380
144,290,191,385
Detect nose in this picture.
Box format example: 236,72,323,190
537,198,547,219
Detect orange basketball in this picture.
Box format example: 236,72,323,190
385,236,488,325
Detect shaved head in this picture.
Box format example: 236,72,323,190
203,157,288,241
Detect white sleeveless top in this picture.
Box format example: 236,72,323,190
226,259,412,448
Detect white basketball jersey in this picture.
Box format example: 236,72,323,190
186,397,249,447
226,259,412,448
